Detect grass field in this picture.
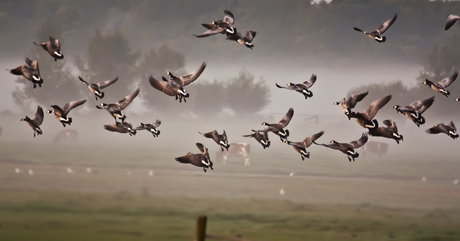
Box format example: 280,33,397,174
1,115,460,240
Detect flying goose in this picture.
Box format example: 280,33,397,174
175,143,213,173
259,108,294,142
96,88,140,123
243,130,271,149
33,36,63,61
349,95,392,131
394,96,435,127
319,133,368,162
47,99,87,127
79,76,119,100
368,119,403,144
8,58,43,88
445,14,460,31
199,130,229,151
353,13,398,43
426,121,458,139
333,91,369,119
284,130,324,160
149,62,206,103
194,10,235,38
20,106,44,137
423,72,458,97
104,122,136,136
226,28,257,49
135,120,161,137
275,74,317,99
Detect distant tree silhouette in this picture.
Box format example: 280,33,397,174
187,80,226,117
75,29,140,101
225,70,270,116
12,21,82,112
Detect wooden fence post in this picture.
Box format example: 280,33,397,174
195,215,207,241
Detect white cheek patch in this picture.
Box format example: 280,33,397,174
54,51,62,57
33,75,41,81
178,89,187,95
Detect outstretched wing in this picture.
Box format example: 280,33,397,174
364,95,392,119
148,76,175,96
347,91,369,108
62,99,87,115
349,133,368,149
275,83,295,90
413,96,435,115
303,130,325,147
179,62,207,86
437,71,458,88
50,36,60,50
448,121,457,132
244,31,256,43
34,106,44,125
426,124,447,135
200,130,219,142
223,10,235,25
194,27,225,38
98,76,119,89
303,74,317,88
279,108,294,128
117,88,140,110
445,14,460,31
377,13,397,34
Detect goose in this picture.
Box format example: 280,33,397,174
8,57,43,88
275,74,317,99
78,76,119,100
175,143,213,173
194,10,235,38
394,96,435,127
20,106,44,137
349,95,392,131
368,119,403,144
353,13,397,43
318,133,368,162
149,62,206,103
284,130,324,160
199,130,229,151
47,99,87,127
226,28,257,49
423,72,458,97
426,121,458,139
33,36,63,61
333,91,369,119
445,14,460,31
96,88,140,123
135,120,161,137
104,122,137,136
259,108,294,142
243,130,271,149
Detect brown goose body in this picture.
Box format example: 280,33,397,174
319,133,368,162
97,88,140,123
34,36,63,61
47,99,87,127
243,130,271,149
21,106,44,137
199,130,229,151
284,130,324,160
8,58,43,88
175,143,213,172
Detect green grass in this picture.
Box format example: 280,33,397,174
1,138,460,241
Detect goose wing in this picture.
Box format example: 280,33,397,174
377,13,397,34
275,83,296,90
448,121,457,132
349,133,368,149
303,130,325,147
278,108,294,128
426,123,448,135
97,76,119,89
244,31,256,43
302,74,317,89
437,71,458,88
62,99,87,115
78,76,89,85
148,76,176,96
33,106,44,125
346,91,369,109
200,130,219,143
194,27,225,38
445,14,460,31
179,62,207,86
175,153,196,164
412,96,435,114
104,123,124,133
321,141,342,150
363,95,392,120
49,36,60,50
382,119,398,132
117,88,140,110
223,10,235,25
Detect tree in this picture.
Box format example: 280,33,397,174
225,70,271,116
75,29,140,101
12,20,82,112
